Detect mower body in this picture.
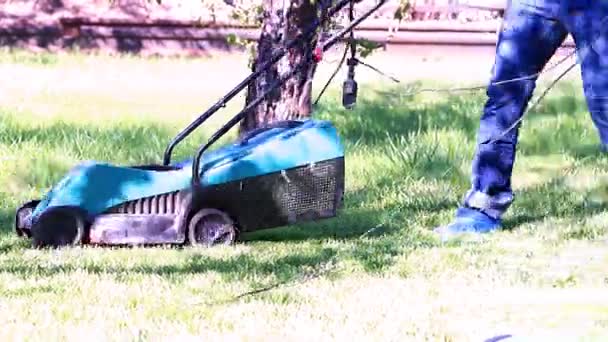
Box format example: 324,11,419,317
15,119,345,246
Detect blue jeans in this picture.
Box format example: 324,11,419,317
462,0,608,219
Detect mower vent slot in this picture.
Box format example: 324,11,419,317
106,191,182,215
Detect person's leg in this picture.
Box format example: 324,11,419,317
565,4,608,148
435,1,568,239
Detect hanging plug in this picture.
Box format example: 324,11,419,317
342,57,358,109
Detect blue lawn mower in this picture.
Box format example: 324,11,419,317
14,0,387,248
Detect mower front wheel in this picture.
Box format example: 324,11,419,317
31,206,87,248
188,208,238,247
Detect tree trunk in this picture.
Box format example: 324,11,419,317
35,0,64,13
238,0,322,136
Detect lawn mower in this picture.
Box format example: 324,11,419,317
14,0,387,248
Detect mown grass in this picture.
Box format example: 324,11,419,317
1,49,608,341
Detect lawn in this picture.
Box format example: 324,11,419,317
1,48,607,341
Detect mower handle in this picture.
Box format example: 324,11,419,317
191,0,388,185
161,0,352,166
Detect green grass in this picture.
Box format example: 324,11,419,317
1,49,608,341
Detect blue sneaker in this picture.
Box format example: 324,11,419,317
434,207,501,241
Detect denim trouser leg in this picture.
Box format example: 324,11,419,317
462,4,568,220
566,7,608,145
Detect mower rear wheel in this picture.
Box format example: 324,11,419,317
31,206,87,248
15,200,41,237
188,208,238,247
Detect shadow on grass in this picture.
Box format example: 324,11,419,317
0,247,338,281
526,81,585,120
0,232,436,283
0,206,15,249
504,177,608,231
0,206,11,232
0,206,30,254
245,184,457,244
0,238,423,287
568,143,607,160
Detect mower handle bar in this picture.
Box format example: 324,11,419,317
191,0,388,185
162,0,353,166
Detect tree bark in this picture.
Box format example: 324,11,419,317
35,0,64,13
238,0,322,136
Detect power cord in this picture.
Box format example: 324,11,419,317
394,48,577,95
313,42,349,107
488,58,578,143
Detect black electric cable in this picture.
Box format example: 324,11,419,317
313,43,349,107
